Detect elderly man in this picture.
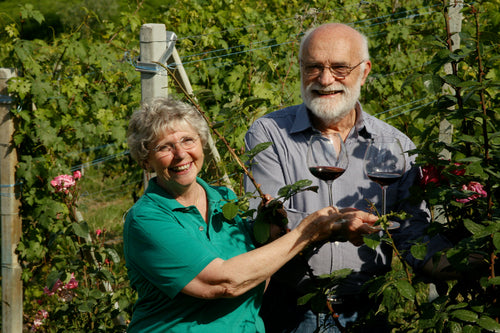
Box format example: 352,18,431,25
244,23,451,332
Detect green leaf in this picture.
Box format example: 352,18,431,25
363,234,380,250
451,309,478,323
244,142,273,162
78,300,96,313
463,219,486,237
253,217,270,244
442,74,462,87
394,280,415,300
47,270,63,290
106,248,121,264
487,277,500,286
89,289,105,300
72,221,91,239
493,232,500,250
410,243,427,260
447,321,463,333
478,316,500,332
222,202,239,220
297,292,315,306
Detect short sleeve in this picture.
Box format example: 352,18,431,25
125,205,219,299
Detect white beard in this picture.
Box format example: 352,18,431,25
301,77,362,125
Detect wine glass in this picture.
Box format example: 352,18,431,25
363,137,406,219
307,133,349,207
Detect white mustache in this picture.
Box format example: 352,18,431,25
308,83,345,93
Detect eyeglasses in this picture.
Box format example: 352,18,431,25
152,135,199,156
301,59,366,79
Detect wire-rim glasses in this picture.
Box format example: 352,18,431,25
301,59,366,79
152,135,199,156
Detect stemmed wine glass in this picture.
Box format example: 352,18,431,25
363,137,406,221
307,133,349,207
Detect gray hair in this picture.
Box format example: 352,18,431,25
127,97,210,169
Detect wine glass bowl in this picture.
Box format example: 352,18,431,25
307,133,349,207
363,137,406,217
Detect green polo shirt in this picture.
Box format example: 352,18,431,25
123,177,265,332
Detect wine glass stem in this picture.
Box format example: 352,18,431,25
328,181,333,206
381,186,387,216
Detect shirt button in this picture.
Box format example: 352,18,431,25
199,226,204,231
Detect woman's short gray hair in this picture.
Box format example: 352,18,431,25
127,97,210,169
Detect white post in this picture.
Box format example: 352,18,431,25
138,24,169,187
1,68,23,333
139,23,169,105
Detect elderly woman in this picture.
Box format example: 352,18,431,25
124,97,377,332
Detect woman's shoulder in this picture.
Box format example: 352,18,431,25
198,178,236,200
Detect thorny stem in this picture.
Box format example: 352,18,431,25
156,62,265,199
385,230,413,285
367,201,413,284
472,5,496,296
472,6,492,218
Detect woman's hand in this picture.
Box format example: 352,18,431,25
296,206,378,246
255,194,289,244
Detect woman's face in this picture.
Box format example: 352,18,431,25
146,122,204,195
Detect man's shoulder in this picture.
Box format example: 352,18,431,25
254,104,302,124
363,111,413,143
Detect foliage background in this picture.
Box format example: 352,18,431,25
0,0,498,331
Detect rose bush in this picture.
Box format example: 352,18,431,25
20,171,134,332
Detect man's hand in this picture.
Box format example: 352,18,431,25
336,208,378,246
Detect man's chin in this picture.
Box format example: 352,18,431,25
307,103,351,123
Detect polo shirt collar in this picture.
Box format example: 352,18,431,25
145,177,226,214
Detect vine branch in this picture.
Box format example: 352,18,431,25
155,61,265,199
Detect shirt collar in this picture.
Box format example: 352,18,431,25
145,177,223,212
290,104,314,134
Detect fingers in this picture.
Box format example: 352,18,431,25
342,210,378,226
262,194,273,205
336,211,379,246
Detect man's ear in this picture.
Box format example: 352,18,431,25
360,60,372,86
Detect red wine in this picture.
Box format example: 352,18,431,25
309,166,346,181
367,172,402,186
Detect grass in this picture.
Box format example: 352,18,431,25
76,161,143,239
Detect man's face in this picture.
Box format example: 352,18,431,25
300,31,369,124
301,67,364,124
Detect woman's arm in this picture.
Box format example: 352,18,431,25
182,207,377,299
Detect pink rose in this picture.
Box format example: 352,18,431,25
65,273,78,290
50,174,76,193
96,229,102,237
39,309,49,319
72,170,82,180
456,181,487,203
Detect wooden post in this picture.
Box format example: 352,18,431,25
139,23,169,104
432,1,463,224
1,68,23,333
138,24,169,187
439,0,463,158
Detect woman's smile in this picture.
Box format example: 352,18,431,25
170,161,193,173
